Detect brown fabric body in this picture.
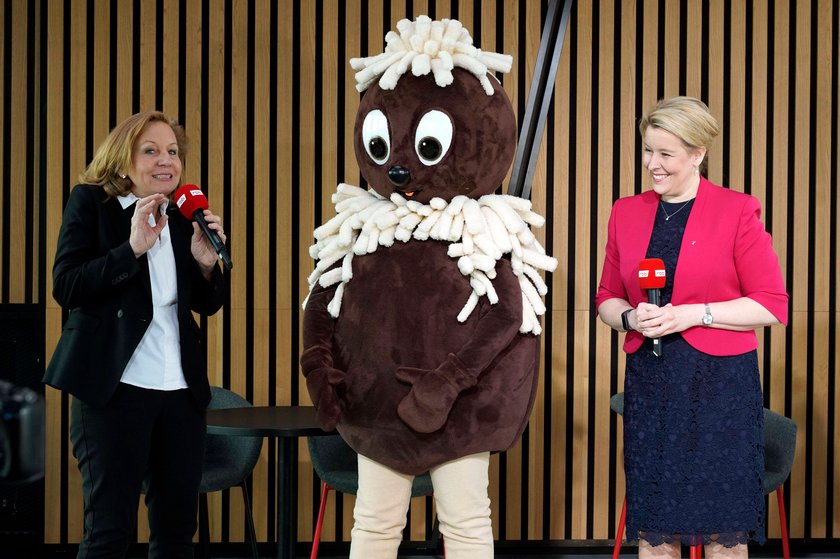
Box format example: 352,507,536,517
306,241,539,475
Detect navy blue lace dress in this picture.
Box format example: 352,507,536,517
623,198,766,548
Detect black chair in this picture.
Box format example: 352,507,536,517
307,433,438,558
198,386,263,559
610,392,796,559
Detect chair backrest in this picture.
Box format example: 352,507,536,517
308,435,362,494
308,433,434,497
610,392,625,415
762,408,797,494
200,386,263,493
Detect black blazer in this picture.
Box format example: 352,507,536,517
44,185,226,408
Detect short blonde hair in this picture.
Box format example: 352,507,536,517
639,96,719,175
79,111,188,197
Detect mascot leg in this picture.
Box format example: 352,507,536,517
430,452,494,558
349,454,414,558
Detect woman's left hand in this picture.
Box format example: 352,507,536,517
191,209,226,278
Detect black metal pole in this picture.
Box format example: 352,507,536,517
507,0,574,201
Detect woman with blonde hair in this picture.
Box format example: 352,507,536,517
596,97,788,559
45,111,227,558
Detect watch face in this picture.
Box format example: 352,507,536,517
703,314,712,325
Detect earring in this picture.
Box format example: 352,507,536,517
119,173,126,179
694,165,699,176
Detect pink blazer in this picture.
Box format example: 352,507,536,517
595,177,789,356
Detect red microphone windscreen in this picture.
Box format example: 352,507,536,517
174,184,209,220
638,258,666,289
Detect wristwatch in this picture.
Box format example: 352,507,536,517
621,309,633,331
702,303,713,326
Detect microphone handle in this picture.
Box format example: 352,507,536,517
648,288,662,357
193,210,233,270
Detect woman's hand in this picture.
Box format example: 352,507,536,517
635,302,702,337
129,193,168,257
191,209,226,278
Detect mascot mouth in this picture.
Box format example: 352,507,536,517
394,187,421,199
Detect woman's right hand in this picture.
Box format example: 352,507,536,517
129,193,168,257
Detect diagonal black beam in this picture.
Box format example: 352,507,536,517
507,0,574,200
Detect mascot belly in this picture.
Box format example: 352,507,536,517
329,241,539,475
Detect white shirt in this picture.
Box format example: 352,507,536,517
117,194,188,390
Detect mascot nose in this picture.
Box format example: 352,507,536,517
387,166,411,187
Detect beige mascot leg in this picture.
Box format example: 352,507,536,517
431,452,494,558
350,454,413,558
350,452,493,558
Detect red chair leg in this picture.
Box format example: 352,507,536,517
612,497,627,559
690,544,702,558
310,482,332,559
776,487,791,559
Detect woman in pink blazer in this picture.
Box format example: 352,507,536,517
595,97,788,559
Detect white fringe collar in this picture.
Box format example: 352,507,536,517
303,184,557,335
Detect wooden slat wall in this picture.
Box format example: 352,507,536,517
0,0,837,547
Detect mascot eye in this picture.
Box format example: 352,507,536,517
362,109,390,163
417,137,442,161
369,138,388,160
414,110,452,166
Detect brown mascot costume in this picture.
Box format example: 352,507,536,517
301,16,557,558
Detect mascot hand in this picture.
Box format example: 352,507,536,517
306,367,346,431
395,353,476,433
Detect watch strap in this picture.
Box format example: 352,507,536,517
621,309,632,331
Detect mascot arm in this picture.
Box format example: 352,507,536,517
301,285,346,431
396,269,523,433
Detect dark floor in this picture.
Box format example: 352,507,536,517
13,540,839,559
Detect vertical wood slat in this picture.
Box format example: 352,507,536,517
43,0,64,544
591,0,614,540
791,0,813,539
1,0,837,548
811,0,834,537
7,0,26,300
249,0,272,541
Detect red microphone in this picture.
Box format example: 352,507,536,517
638,258,666,356
174,184,233,269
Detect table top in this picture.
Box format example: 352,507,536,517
206,405,330,437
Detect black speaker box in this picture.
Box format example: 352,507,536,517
0,304,44,543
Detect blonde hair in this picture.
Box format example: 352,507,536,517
79,111,188,198
639,96,720,176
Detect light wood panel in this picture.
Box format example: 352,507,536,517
0,0,837,550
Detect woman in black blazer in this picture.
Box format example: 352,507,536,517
44,111,226,558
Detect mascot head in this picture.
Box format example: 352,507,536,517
350,16,517,204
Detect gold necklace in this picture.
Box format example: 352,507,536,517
659,199,692,221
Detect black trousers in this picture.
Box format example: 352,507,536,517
70,383,206,559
